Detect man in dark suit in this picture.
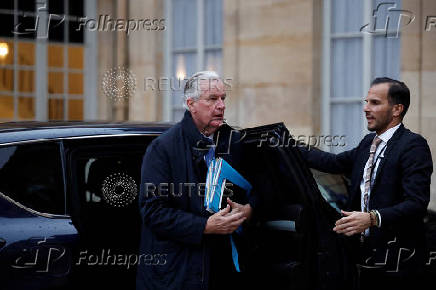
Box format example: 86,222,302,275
136,71,254,290
299,77,433,289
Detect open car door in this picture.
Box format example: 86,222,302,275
239,123,354,290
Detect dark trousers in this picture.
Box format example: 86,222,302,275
356,239,426,290
208,235,244,290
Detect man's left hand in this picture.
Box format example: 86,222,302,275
227,198,253,221
333,210,371,236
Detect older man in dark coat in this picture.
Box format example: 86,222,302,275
136,71,255,290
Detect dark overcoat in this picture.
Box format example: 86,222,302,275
136,111,254,290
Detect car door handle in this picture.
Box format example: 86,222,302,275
263,220,296,232
0,238,5,249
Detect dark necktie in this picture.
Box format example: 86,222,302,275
363,136,382,212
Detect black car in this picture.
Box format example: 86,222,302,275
0,122,170,290
0,122,433,290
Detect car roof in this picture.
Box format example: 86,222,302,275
0,121,174,144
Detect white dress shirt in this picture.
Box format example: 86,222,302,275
359,123,401,231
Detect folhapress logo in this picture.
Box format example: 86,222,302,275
76,15,166,35
11,2,65,39
360,2,415,38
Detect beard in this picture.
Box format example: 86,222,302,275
367,112,393,133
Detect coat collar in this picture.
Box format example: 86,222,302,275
181,110,237,163
350,124,406,208
181,110,235,149
181,110,214,149
375,123,405,160
377,123,402,144
372,123,405,187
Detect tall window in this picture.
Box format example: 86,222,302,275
0,1,38,120
47,0,84,120
322,0,401,153
165,0,223,121
0,0,95,121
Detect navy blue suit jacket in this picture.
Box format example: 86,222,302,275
299,124,433,272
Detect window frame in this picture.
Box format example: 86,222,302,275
0,0,97,121
321,0,401,152
163,0,223,122
0,140,68,218
63,134,156,216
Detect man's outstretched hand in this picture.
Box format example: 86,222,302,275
333,210,371,236
204,204,246,234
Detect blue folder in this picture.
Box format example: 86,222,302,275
204,156,252,272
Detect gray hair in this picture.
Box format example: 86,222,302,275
183,71,221,110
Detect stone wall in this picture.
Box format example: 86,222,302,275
402,0,436,210
223,0,320,137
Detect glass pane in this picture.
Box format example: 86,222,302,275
173,108,185,122
48,20,64,42
18,96,35,119
17,16,36,39
0,2,13,9
371,0,402,36
204,50,222,75
0,143,65,215
372,36,400,80
48,72,64,94
0,15,14,38
0,95,13,118
18,70,34,92
49,98,64,120
18,0,35,12
68,99,83,120
0,41,13,65
331,0,363,33
68,143,147,244
68,46,83,69
311,169,348,212
48,0,64,14
331,102,363,153
0,69,14,91
205,0,222,46
69,21,84,43
69,73,83,94
69,0,84,17
173,0,197,49
18,42,35,65
172,52,196,108
331,38,362,98
48,44,64,67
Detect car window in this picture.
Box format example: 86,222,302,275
310,169,349,213
65,136,153,245
0,142,65,215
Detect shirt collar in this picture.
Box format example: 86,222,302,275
377,123,402,144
